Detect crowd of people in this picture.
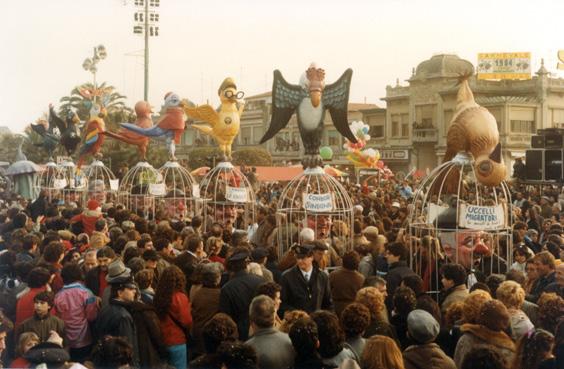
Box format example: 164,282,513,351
0,173,562,369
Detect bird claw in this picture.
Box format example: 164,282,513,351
302,154,322,169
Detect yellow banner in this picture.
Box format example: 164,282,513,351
477,52,531,80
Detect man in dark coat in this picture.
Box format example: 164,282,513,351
129,301,168,368
279,244,333,315
85,246,115,297
95,280,139,365
219,248,265,341
385,242,416,310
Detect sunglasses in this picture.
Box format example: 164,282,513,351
224,90,244,99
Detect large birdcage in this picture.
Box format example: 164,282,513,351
36,161,61,203
276,166,354,258
199,161,255,232
36,161,84,206
408,152,513,297
82,160,118,206
59,160,86,206
157,161,200,221
118,161,162,219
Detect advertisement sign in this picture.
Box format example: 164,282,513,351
458,204,505,230
477,52,531,80
149,183,166,196
226,186,248,203
303,193,333,212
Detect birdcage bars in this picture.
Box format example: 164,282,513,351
157,161,200,221
199,161,255,232
117,161,161,219
408,152,513,298
276,166,354,259
82,160,118,206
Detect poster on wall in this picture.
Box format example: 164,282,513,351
477,52,531,80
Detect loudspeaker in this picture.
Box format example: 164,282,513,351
532,135,545,148
526,149,543,180
545,149,563,181
545,135,564,148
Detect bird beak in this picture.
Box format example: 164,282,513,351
310,89,321,108
489,143,502,163
72,115,80,124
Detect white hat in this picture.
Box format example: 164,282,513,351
392,201,400,208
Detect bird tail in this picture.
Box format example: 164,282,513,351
102,130,138,145
121,123,164,137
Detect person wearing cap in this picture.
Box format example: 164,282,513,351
95,277,140,366
70,199,103,236
219,247,265,341
251,247,273,282
279,243,333,315
402,309,456,369
53,263,98,363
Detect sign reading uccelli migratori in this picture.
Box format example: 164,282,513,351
458,204,505,230
477,52,531,80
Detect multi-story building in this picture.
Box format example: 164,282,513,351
369,54,564,174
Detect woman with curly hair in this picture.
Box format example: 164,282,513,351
91,336,134,369
537,293,564,335
341,303,371,359
311,311,357,367
190,313,239,369
361,335,405,369
512,329,555,369
496,280,534,340
355,287,397,340
153,265,192,369
279,310,309,334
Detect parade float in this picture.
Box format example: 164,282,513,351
408,76,512,296
259,63,356,257
184,77,255,231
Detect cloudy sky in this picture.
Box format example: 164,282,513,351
1,0,563,133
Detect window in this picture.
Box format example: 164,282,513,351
370,125,384,138
328,130,340,147
401,113,409,137
510,120,535,134
415,105,435,128
392,120,400,137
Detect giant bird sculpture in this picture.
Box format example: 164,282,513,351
77,103,107,171
48,104,81,156
103,101,153,160
30,114,60,161
259,63,357,168
183,77,245,161
120,92,186,161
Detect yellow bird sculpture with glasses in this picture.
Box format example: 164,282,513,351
182,77,245,161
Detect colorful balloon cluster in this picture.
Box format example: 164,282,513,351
343,121,381,168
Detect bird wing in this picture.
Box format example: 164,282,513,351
322,68,357,143
31,123,46,136
48,106,66,133
184,105,219,127
259,70,305,144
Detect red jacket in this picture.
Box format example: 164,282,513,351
159,291,192,346
71,210,102,236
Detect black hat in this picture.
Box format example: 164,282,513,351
251,247,269,261
24,342,69,367
228,250,250,263
311,241,328,251
291,244,314,257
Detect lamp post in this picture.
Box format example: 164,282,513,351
132,0,160,101
82,45,108,102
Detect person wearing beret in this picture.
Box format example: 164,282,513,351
279,244,333,315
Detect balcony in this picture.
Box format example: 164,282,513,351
413,127,438,143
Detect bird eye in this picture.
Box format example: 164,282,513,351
478,161,492,174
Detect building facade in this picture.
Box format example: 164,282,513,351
371,54,564,175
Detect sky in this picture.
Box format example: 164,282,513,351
0,0,563,134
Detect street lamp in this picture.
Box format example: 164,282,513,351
82,45,108,101
132,0,160,101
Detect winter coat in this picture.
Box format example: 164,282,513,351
220,270,266,340
16,314,65,343
53,282,98,349
454,324,516,369
245,327,295,369
440,284,469,314
403,343,456,369
329,268,365,318
508,309,534,341
280,266,333,315
15,286,49,326
191,287,220,356
129,301,168,369
385,261,415,309
159,291,192,347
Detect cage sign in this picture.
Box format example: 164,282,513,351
192,184,200,199
226,186,248,203
149,183,166,196
303,193,333,212
53,179,67,189
458,204,505,230
109,179,119,191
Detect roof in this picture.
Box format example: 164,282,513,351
348,103,379,111
252,166,303,182
246,91,272,99
412,54,474,81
